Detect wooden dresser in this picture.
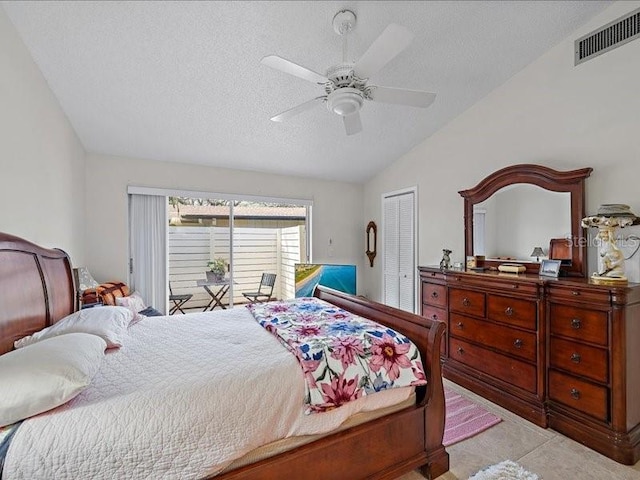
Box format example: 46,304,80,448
419,266,640,464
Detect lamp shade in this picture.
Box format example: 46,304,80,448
530,247,544,257
530,247,544,261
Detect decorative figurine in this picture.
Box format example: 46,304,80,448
582,204,638,284
440,249,452,270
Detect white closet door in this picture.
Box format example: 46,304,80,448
383,190,415,312
383,196,400,308
398,193,415,312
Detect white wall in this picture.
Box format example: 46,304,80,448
363,1,640,301
0,7,86,262
84,154,364,291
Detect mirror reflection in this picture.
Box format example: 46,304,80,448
472,184,571,262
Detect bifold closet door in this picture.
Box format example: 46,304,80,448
383,191,415,312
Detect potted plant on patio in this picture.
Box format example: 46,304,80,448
206,258,227,283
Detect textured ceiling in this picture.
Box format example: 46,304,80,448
2,1,609,183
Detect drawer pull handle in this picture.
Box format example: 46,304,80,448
505,307,514,316
431,272,436,277
457,347,464,355
511,284,519,289
431,314,438,320
456,322,464,329
431,291,439,299
462,298,471,307
572,291,580,296
570,388,581,400
571,318,582,329
571,353,581,363
513,339,523,349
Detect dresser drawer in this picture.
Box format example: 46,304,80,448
549,304,608,346
422,304,448,323
488,294,537,330
548,370,608,421
420,269,446,282
449,288,485,318
449,337,536,393
450,313,536,362
549,337,608,383
453,275,539,297
422,304,448,356
422,283,447,308
547,285,610,305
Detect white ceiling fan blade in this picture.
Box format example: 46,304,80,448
354,24,414,79
270,96,325,122
369,86,436,108
343,112,362,136
261,55,328,84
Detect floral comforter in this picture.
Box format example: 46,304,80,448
247,297,427,413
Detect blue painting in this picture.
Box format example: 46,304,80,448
295,264,356,297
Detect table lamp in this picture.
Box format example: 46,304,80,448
530,247,545,262
581,204,638,285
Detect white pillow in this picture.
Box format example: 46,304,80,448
0,333,106,427
115,291,147,325
14,306,132,349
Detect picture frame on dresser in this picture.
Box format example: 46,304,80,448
539,259,561,277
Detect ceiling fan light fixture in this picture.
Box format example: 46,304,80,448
327,88,364,116
262,10,436,135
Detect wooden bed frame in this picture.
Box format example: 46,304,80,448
0,231,449,480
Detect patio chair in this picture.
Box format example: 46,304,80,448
242,273,276,304
169,282,193,315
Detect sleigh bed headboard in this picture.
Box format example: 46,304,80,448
0,232,76,355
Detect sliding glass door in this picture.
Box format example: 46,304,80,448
167,197,309,312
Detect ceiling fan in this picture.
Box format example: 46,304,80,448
262,10,436,136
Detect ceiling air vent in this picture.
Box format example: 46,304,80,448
575,7,640,65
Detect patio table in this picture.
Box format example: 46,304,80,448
196,278,230,311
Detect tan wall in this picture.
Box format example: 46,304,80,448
363,1,640,301
85,154,364,291
0,8,86,262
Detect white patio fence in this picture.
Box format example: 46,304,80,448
168,225,306,311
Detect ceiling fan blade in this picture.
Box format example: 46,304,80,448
343,112,362,136
369,86,436,108
261,55,328,84
270,96,325,122
354,24,414,79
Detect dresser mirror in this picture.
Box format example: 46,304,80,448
459,164,593,277
473,185,571,261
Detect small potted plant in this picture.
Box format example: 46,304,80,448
206,258,227,283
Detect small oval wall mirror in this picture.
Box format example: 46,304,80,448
366,221,377,267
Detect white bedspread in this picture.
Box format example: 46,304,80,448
5,308,411,479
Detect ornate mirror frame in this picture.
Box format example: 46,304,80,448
366,221,377,267
459,164,593,277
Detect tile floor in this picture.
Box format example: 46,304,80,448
399,379,640,480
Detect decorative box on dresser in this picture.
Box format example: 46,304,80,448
419,266,640,464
